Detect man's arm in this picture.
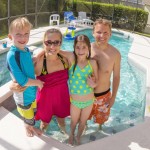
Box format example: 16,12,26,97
109,51,121,108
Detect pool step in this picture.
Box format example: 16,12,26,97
0,107,71,150
0,81,12,104
0,106,150,150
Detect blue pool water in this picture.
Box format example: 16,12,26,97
0,52,10,86
1,29,146,144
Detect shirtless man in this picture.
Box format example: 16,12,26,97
89,18,121,129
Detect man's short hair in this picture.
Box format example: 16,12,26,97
93,18,112,31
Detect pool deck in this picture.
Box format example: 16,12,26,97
0,25,150,150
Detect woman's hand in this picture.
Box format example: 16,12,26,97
37,80,44,90
10,81,27,92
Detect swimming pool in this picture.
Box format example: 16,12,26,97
6,29,146,145
0,52,10,86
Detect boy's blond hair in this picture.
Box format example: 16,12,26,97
93,18,112,31
9,17,32,33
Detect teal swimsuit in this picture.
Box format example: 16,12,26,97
69,61,94,109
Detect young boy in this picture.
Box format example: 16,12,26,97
7,17,44,137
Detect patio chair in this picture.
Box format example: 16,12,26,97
64,11,82,26
78,11,93,26
78,11,90,20
49,14,60,26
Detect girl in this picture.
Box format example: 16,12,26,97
34,28,70,134
60,35,98,145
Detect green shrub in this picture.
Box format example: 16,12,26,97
74,1,149,32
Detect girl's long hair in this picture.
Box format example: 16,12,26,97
73,34,91,74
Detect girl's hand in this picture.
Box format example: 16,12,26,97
87,74,97,88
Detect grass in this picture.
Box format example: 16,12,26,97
133,31,150,38
0,35,8,40
118,28,150,38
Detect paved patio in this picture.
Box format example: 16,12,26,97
0,25,150,150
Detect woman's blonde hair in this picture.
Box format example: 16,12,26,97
9,17,32,33
43,28,62,42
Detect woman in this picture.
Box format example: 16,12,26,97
34,28,70,133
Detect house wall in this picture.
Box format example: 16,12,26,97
144,5,150,34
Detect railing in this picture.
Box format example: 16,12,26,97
0,0,60,37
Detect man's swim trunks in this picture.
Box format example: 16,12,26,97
35,69,70,123
89,89,111,124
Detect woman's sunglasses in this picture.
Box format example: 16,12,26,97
44,40,61,46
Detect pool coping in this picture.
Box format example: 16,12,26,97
0,25,150,150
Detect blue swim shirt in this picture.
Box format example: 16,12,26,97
7,46,36,106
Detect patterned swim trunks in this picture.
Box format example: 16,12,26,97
89,89,111,124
